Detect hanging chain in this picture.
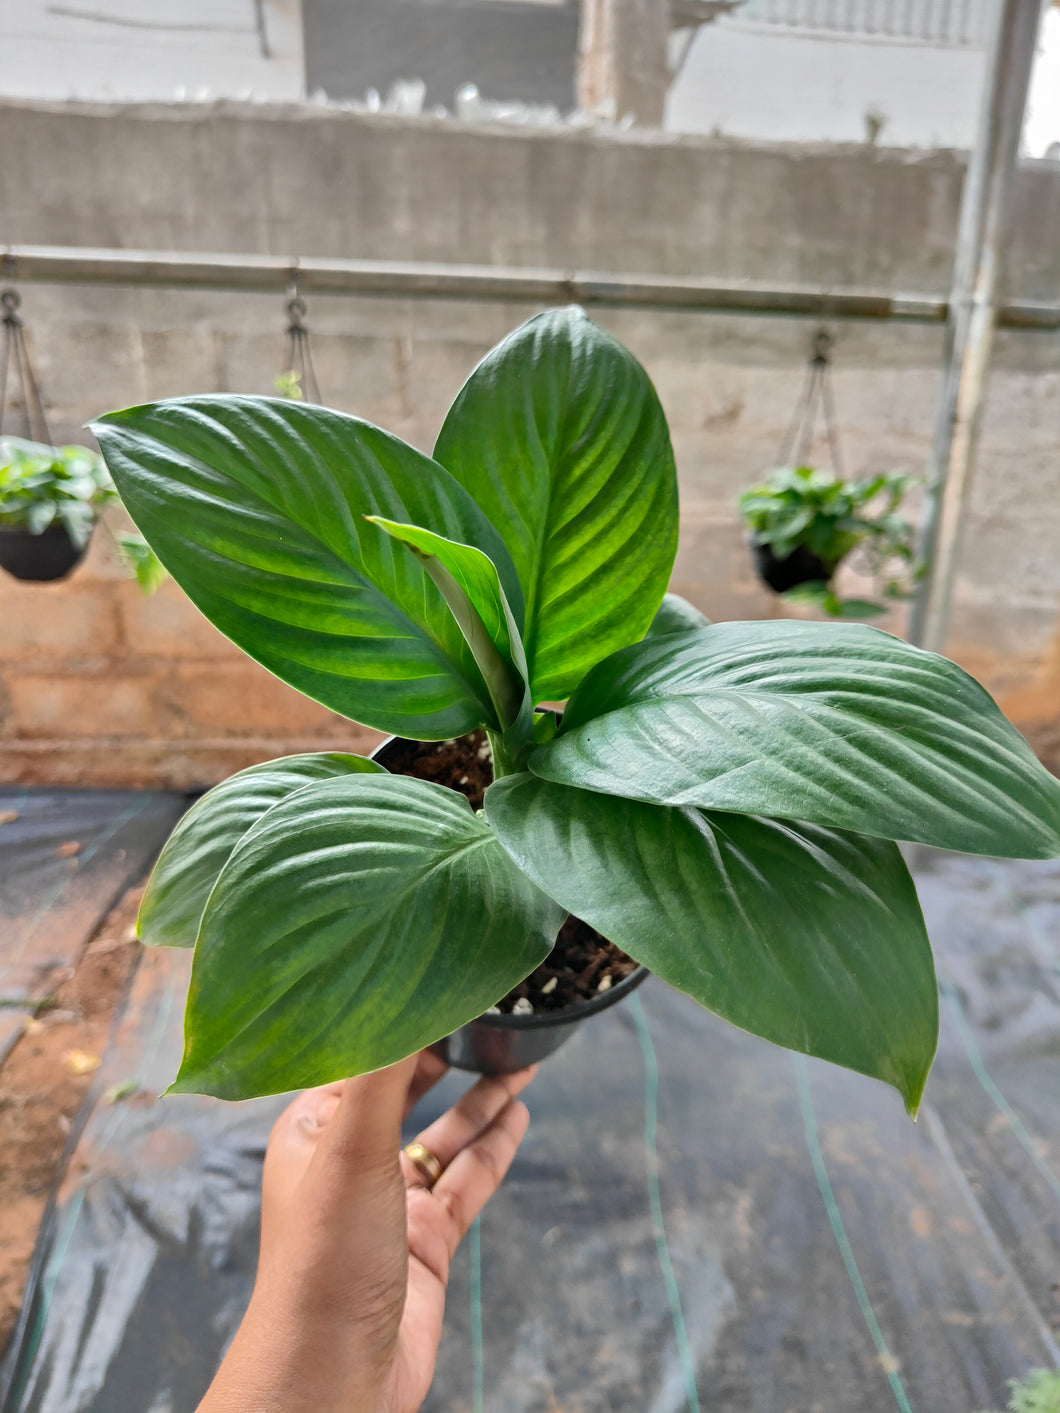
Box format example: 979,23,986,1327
0,288,53,445
281,283,322,405
776,329,844,479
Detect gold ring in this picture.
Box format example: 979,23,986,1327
403,1140,444,1189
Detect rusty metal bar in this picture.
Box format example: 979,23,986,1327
2,242,1058,328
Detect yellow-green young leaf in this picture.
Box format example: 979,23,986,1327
365,517,529,730
139,753,384,948
433,307,678,702
172,775,564,1100
534,620,1060,860
485,773,938,1116
92,397,525,739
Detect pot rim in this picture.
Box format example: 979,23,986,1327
371,731,651,1032
465,960,649,1031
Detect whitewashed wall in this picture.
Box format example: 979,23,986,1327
667,0,994,147
0,0,305,103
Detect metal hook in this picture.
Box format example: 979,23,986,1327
810,328,833,366
1,289,22,323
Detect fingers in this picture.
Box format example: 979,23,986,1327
403,1050,449,1120
400,1066,536,1190
406,1098,530,1287
434,1097,530,1240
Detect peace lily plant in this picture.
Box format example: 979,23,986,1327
93,308,1060,1115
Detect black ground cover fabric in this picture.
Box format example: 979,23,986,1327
1,790,1058,1412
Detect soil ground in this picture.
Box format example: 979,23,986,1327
0,885,142,1353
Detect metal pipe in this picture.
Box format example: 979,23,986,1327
908,0,1047,651
2,242,1058,328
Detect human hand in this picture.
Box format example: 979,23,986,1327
196,1053,535,1413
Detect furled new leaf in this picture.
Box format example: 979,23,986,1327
532,620,1060,859
139,752,384,948
173,775,564,1099
92,397,524,739
485,773,938,1114
433,307,679,701
365,517,529,730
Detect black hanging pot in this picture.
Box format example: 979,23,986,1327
751,539,833,594
0,524,89,582
371,732,651,1075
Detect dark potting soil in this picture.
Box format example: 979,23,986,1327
380,730,638,1014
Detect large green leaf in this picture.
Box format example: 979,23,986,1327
433,307,679,702
365,517,529,731
173,774,564,1099
532,620,1060,859
485,773,938,1114
92,397,524,739
139,752,384,949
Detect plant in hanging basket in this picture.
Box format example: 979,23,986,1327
0,438,114,581
739,464,919,617
0,436,167,589
92,307,1060,1114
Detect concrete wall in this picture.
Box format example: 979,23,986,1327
1,100,1058,786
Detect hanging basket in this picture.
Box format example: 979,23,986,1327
748,330,845,594
750,540,832,594
0,285,95,583
0,522,90,583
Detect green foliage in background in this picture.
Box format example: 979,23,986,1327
980,1368,1060,1413
0,435,166,592
739,463,920,616
0,437,113,548
92,307,1060,1108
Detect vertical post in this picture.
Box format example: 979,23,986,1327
908,0,1045,652
577,0,672,126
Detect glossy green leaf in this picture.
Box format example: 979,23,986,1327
645,592,711,638
173,774,564,1099
139,752,384,948
92,397,524,739
531,620,1060,859
433,307,679,702
365,517,529,730
486,773,938,1114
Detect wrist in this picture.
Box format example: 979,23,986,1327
197,1291,390,1413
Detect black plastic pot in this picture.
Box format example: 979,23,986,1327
0,524,88,582
751,540,832,594
428,964,649,1074
371,733,651,1075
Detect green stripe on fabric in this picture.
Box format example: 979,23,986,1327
942,980,1060,1205
629,991,702,1413
470,1214,484,1413
793,1054,914,1413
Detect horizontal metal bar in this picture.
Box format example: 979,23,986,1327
1,243,1057,329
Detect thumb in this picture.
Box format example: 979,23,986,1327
311,1054,419,1192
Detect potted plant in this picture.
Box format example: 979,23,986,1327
738,463,919,617
0,435,166,589
92,308,1060,1116
0,437,116,581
